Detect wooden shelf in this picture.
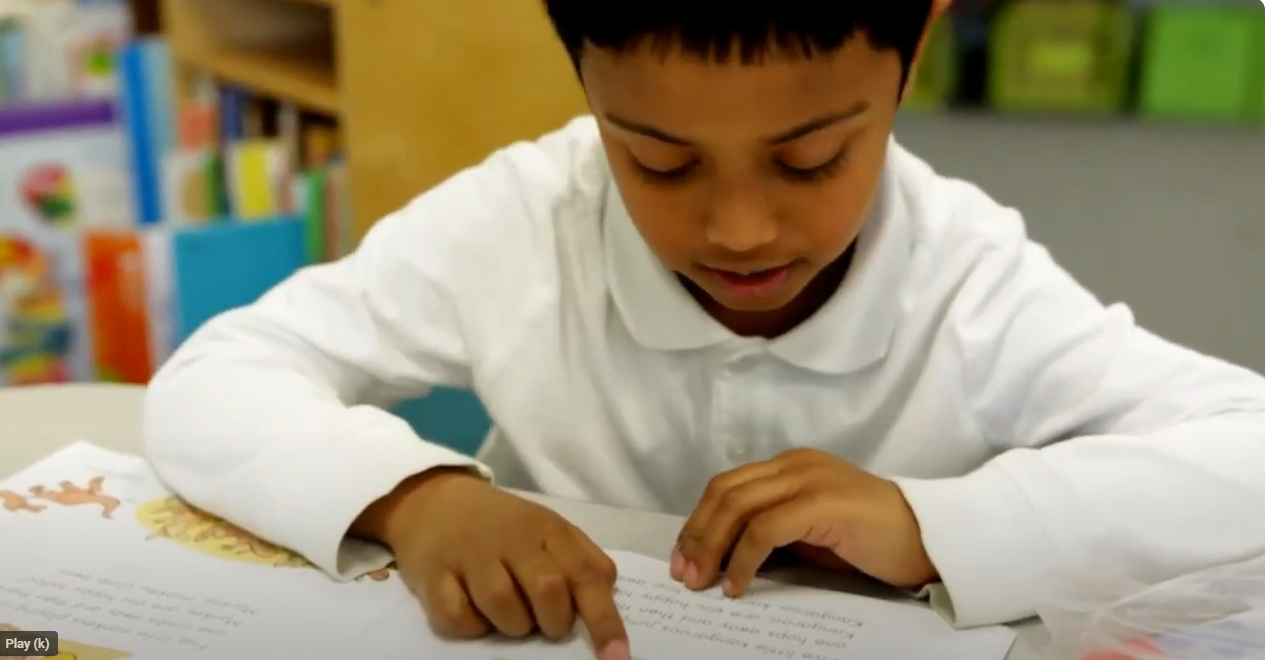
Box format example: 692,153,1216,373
171,41,339,115
274,0,339,7
162,0,588,241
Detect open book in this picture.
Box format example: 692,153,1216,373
0,441,1017,659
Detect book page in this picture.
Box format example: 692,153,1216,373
0,564,259,654
606,551,1015,660
4,442,1017,660
1,441,412,660
340,552,1017,660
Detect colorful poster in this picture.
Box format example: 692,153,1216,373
0,99,133,233
0,231,90,386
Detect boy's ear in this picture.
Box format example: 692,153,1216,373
900,0,954,104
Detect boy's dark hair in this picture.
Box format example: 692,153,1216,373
541,2,936,87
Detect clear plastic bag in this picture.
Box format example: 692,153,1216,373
1037,555,1264,660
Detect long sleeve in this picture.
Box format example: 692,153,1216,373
894,215,1265,627
142,130,581,580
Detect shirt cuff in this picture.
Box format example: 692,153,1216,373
892,458,1060,627
261,404,492,581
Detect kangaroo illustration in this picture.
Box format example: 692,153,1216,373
145,515,204,542
143,498,215,541
0,489,44,513
28,476,120,519
193,523,302,565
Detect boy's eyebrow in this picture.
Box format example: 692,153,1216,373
604,102,870,147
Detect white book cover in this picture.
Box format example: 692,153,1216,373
139,226,174,373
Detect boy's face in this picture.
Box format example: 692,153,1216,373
580,32,923,330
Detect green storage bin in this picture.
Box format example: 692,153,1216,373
1249,11,1265,118
1138,2,1264,122
903,16,959,111
988,0,1136,114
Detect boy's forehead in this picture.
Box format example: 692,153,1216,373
581,35,896,83
579,38,901,136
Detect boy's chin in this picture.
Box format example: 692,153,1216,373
703,285,805,313
677,268,809,314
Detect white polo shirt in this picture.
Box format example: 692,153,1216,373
142,116,1265,628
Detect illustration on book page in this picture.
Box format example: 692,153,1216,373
134,496,393,581
2,442,418,660
1,478,394,583
1,476,119,518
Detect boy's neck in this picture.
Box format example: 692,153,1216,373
684,242,856,340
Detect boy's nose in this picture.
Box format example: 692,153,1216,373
704,192,777,253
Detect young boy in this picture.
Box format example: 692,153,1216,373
141,2,1265,660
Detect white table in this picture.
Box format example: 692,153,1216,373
0,383,1051,659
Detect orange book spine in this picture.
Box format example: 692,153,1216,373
85,231,154,383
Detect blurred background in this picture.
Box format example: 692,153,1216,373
0,0,1261,456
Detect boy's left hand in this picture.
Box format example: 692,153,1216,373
672,448,937,597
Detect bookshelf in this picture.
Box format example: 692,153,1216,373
158,0,588,239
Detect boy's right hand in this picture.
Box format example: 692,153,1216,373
381,470,630,660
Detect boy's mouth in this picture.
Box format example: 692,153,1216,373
704,263,793,298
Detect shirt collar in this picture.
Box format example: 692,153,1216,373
604,142,911,375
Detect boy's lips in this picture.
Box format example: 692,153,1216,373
706,263,790,275
702,263,794,299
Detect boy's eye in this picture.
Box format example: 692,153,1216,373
633,159,698,182
776,148,847,183
629,148,848,184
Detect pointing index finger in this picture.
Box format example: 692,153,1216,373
546,534,630,660
573,576,630,660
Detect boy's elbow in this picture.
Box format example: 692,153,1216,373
139,304,374,494
141,341,221,497
140,310,286,490
141,387,201,511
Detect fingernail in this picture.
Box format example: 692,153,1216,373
684,562,699,587
600,640,630,660
722,577,736,596
670,548,685,579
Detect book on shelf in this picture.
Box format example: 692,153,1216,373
0,97,148,387
0,0,131,103
0,16,26,100
83,229,160,383
113,36,352,251
0,26,356,387
0,215,307,388
116,38,163,224
115,43,354,257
